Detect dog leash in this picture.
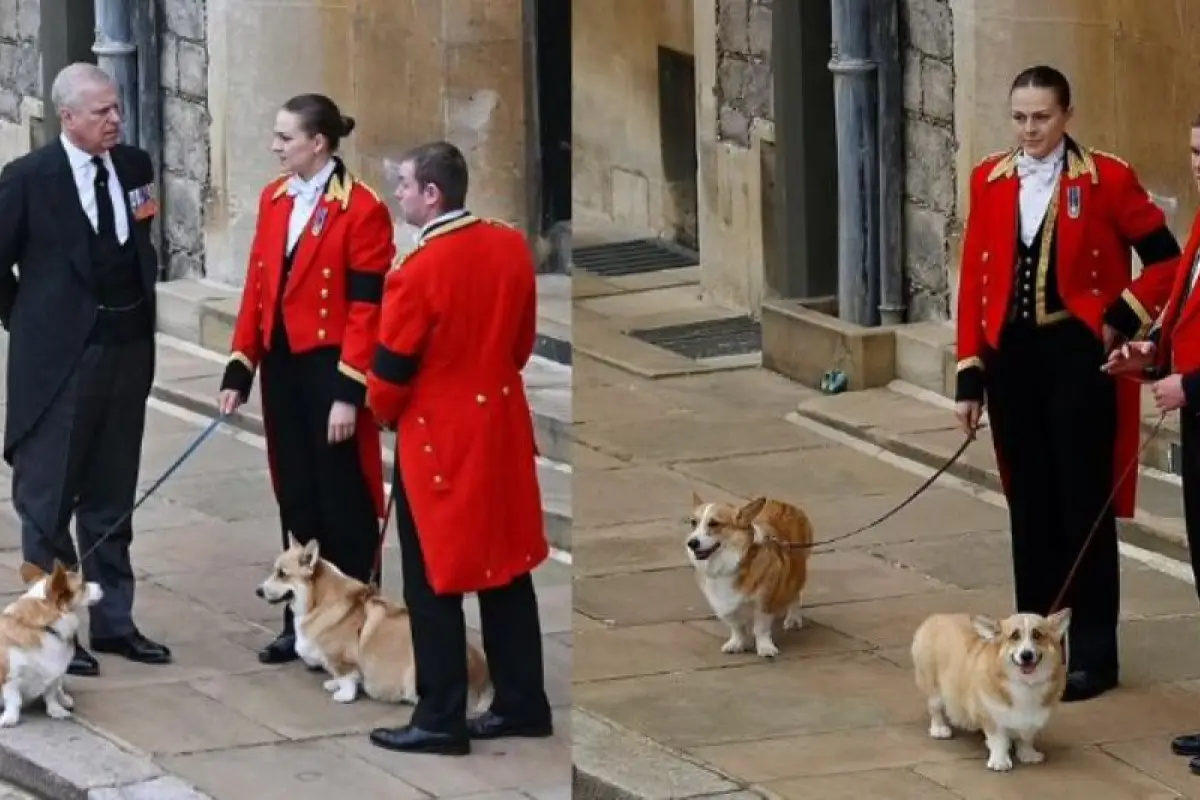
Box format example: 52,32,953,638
74,413,227,566
367,431,400,588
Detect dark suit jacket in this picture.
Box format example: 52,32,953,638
0,139,160,463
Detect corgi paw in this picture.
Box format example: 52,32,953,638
332,686,358,703
1015,745,1045,765
783,614,804,631
56,691,74,710
755,639,780,659
986,753,1013,772
0,711,18,728
322,679,340,692
928,721,953,740
45,703,72,720
721,636,750,654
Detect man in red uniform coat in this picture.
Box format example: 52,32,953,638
365,141,552,756
1106,115,1200,773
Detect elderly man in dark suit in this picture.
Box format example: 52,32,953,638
0,62,172,676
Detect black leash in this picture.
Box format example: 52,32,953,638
75,413,227,566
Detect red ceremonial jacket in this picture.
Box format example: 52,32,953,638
1150,209,1200,406
955,138,1182,517
221,159,394,515
367,212,547,595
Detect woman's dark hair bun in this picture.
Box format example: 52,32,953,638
341,115,356,136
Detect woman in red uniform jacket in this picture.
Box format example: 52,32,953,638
955,66,1181,703
216,94,393,665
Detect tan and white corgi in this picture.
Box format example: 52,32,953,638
685,493,813,658
256,535,492,710
911,609,1071,772
0,562,103,727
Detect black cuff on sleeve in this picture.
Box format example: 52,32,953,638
332,369,367,407
1183,370,1200,410
1103,296,1146,342
220,359,255,398
1133,225,1182,268
955,365,986,403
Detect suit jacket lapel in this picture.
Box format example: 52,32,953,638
1054,146,1093,283
1170,210,1200,330
45,141,94,287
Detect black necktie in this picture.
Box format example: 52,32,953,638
91,156,117,242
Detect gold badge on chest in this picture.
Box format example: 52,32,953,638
311,205,329,237
1066,185,1081,219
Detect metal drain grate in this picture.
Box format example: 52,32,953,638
628,316,762,360
573,238,698,276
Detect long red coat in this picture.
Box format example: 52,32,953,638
955,139,1181,517
222,160,392,517
367,213,547,595
1153,209,1200,375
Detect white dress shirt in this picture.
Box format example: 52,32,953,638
1016,139,1066,247
285,159,336,254
60,134,129,245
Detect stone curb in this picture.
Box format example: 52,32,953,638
0,717,210,799
571,708,767,800
792,405,1190,558
147,382,574,553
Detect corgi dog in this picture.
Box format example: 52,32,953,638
911,609,1071,772
685,493,813,658
0,562,103,727
256,535,492,710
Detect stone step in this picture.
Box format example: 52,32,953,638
151,335,573,552
790,381,1190,563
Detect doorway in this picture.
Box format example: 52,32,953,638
532,0,571,272
657,45,698,252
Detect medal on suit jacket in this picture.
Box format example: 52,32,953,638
311,205,328,237
1067,185,1082,219
128,183,159,221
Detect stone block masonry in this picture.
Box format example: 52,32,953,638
715,0,774,147
901,0,957,322
159,0,210,280
0,0,41,123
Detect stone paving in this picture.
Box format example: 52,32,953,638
0,333,571,800
571,350,1200,799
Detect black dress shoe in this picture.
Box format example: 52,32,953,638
257,632,298,665
369,725,470,755
1061,668,1118,702
90,631,172,665
67,644,99,677
1170,732,1200,757
1189,755,1200,775
467,710,554,740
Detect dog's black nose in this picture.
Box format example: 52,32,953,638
686,538,700,551
254,587,265,599
1018,649,1036,664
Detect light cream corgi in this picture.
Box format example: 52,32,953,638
256,535,492,710
0,562,104,727
685,493,813,658
911,609,1071,772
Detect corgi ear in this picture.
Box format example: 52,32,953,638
691,491,704,508
736,496,767,526
47,562,70,602
1045,607,1072,640
299,538,320,567
286,531,301,550
971,615,1001,641
18,561,46,585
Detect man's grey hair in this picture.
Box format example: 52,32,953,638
50,63,117,113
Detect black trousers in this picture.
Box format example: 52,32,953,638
392,467,552,736
11,335,153,639
1180,412,1200,600
259,343,380,632
986,318,1120,673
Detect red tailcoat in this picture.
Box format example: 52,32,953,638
956,141,1182,517
367,213,547,595
222,163,393,517
1152,209,1200,391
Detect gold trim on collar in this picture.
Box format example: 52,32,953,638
324,172,353,210
270,176,289,201
985,149,1019,182
420,213,479,244
984,143,1100,185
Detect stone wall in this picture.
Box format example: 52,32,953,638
901,0,957,322
159,0,209,280
714,0,773,147
0,0,41,124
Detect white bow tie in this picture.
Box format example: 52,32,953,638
287,176,323,203
1016,155,1060,180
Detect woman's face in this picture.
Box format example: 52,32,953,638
271,109,324,177
1010,86,1072,159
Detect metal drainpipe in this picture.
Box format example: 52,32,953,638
92,0,138,147
872,0,906,325
828,0,881,326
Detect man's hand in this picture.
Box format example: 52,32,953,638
1152,374,1187,413
955,400,984,436
217,389,243,416
1102,341,1156,376
1102,324,1122,354
328,400,357,444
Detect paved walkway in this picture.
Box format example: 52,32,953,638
572,348,1200,799
0,334,570,800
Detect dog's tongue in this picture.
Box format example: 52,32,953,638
1020,663,1038,675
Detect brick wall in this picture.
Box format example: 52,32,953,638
0,0,40,124
715,0,774,147
159,0,209,280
